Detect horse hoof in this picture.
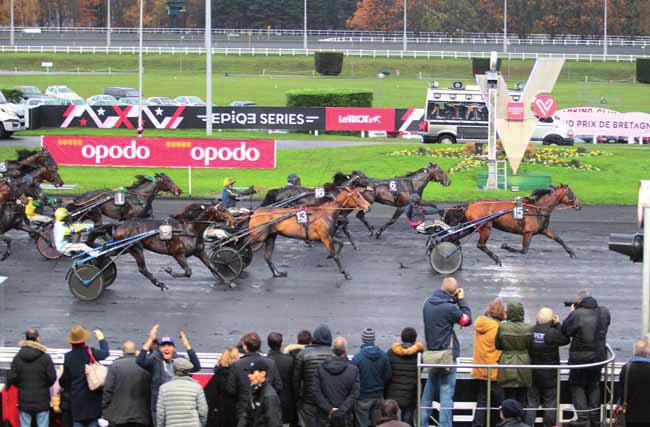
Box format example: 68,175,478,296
569,252,577,258
228,282,238,289
0,253,9,262
368,229,375,237
326,255,333,259
164,267,173,274
274,272,288,278
353,245,359,251
375,231,383,240
496,261,503,267
344,273,352,280
500,243,508,249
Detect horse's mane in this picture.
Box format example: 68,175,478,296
522,187,553,203
173,203,209,220
16,150,38,161
127,175,154,189
332,172,352,185
403,167,428,178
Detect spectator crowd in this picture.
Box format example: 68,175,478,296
6,278,650,427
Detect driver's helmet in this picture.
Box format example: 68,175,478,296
409,193,421,204
223,177,236,187
287,174,301,186
55,207,69,221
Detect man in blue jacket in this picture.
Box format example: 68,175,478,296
352,328,391,427
420,277,472,427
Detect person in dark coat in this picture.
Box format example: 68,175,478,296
242,361,282,427
616,338,650,427
293,325,334,427
351,328,392,427
267,333,296,425
228,332,283,427
102,340,152,427
6,328,57,427
206,347,240,427
136,325,202,426
312,337,360,427
561,290,611,427
59,325,110,427
497,400,528,427
421,278,472,427
525,308,570,427
284,330,312,360
385,328,423,426
376,400,410,427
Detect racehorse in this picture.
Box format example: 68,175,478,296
442,184,581,266
350,163,451,238
0,179,44,260
101,203,235,290
249,187,371,280
67,173,182,223
3,149,62,184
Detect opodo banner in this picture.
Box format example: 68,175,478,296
42,135,276,169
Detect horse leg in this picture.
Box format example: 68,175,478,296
335,216,358,251
375,207,405,239
164,253,193,278
322,236,351,280
501,232,533,255
541,230,576,258
264,234,287,278
196,250,230,284
476,225,502,266
0,234,11,261
128,244,167,290
356,210,375,237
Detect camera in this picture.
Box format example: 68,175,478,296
608,233,643,263
563,301,575,307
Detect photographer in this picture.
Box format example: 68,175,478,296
420,278,472,427
561,290,610,427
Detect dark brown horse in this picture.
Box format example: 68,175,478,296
3,149,63,186
249,187,371,280
67,173,182,223
0,179,44,260
103,203,235,290
350,163,451,238
444,184,581,266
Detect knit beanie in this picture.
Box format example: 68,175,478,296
361,328,375,345
500,399,524,419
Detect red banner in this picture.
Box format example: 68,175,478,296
325,107,396,131
42,136,276,169
506,102,525,121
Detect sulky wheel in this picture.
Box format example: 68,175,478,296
210,247,244,282
429,241,463,275
238,244,253,268
99,260,118,288
68,264,105,301
36,225,62,260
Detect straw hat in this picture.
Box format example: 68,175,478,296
67,324,91,344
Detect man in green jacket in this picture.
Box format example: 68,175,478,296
495,303,533,413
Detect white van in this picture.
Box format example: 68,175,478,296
0,91,26,138
421,82,574,145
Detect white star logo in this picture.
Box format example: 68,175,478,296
97,108,106,116
155,108,164,116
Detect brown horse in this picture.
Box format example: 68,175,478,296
350,163,451,238
445,185,581,266
249,187,371,280
104,203,235,289
4,149,63,186
0,179,43,260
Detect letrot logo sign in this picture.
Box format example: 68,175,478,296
325,107,396,131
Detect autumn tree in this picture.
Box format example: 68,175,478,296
346,0,406,31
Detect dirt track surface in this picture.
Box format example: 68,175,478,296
0,201,642,359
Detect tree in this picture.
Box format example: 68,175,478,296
346,0,403,31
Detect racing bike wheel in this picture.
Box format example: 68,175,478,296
68,264,105,301
429,241,463,275
210,247,244,282
36,225,62,260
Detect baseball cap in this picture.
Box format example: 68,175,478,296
159,336,175,346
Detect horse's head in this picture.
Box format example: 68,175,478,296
155,173,183,196
337,187,371,212
556,184,581,210
35,164,64,188
426,163,451,187
208,203,237,227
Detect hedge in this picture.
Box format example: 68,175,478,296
286,89,373,107
314,52,344,76
472,58,502,76
637,58,650,84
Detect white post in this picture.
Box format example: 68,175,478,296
0,276,6,347
603,0,607,59
303,0,307,50
188,166,193,197
137,0,144,136
643,207,650,334
9,0,14,46
486,85,498,189
205,0,212,136
402,0,407,51
503,0,508,53
107,0,111,47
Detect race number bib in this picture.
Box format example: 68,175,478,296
314,187,325,198
513,206,524,220
389,180,398,191
296,209,308,224
0,162,6,173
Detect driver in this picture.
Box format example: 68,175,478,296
287,173,301,187
24,196,53,225
222,177,256,210
405,193,449,234
52,208,99,256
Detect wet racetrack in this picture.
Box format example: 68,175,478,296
0,201,642,359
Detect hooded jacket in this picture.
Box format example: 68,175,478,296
284,344,305,360
243,381,282,427
560,296,611,384
293,325,333,404
385,342,424,409
205,365,238,427
312,356,360,416
529,322,570,388
6,340,57,413
495,303,533,388
471,316,502,381
423,290,472,358
352,344,392,400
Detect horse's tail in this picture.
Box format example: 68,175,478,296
261,189,280,206
442,205,467,226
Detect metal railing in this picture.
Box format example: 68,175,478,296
0,45,648,61
417,345,617,427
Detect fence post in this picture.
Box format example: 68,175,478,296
555,368,562,425
486,368,492,427
417,353,422,427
